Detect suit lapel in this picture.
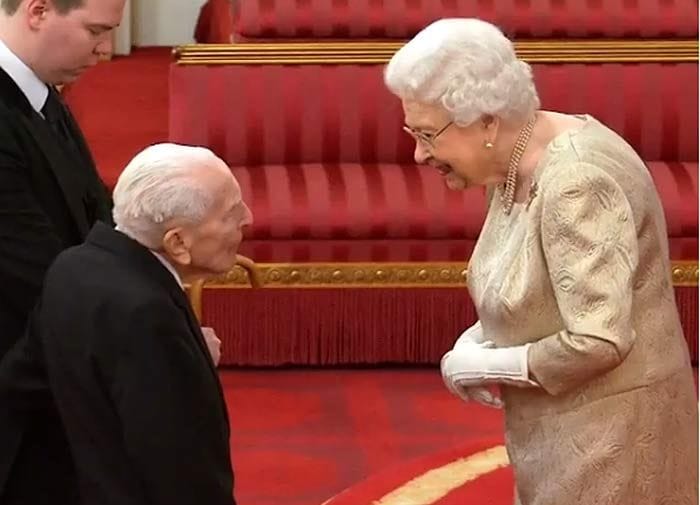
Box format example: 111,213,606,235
0,69,91,237
18,112,91,237
171,291,218,375
170,291,230,424
61,101,97,171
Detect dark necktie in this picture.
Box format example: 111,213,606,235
41,87,79,154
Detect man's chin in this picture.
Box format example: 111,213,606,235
208,262,237,276
50,75,77,86
58,68,89,84
216,255,241,276
185,261,235,282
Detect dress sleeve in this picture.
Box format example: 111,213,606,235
528,162,639,395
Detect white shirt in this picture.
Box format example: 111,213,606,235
150,250,184,290
0,38,48,113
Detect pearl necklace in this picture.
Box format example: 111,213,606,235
500,115,537,215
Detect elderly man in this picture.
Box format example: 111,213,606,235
1,143,251,505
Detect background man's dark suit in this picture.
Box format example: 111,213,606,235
34,223,234,505
0,66,112,503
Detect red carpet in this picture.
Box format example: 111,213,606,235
222,367,697,505
220,368,505,505
324,437,513,505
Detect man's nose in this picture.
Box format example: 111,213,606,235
241,203,253,227
94,37,113,62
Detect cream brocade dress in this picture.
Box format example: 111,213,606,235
467,115,698,505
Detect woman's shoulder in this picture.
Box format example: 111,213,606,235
537,115,654,200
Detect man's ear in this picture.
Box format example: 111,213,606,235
162,227,192,266
26,0,50,30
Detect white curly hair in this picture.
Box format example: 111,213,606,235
384,18,540,126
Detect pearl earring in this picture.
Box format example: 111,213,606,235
484,141,494,149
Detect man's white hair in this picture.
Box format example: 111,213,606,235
384,18,540,125
112,143,222,248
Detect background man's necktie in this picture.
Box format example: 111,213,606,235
41,87,79,153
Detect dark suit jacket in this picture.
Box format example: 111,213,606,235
34,223,235,505
0,66,112,503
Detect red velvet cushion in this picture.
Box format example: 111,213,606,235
233,162,486,241
237,238,478,262
233,0,698,40
169,62,698,165
229,161,697,262
194,0,233,44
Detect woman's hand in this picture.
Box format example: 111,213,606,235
441,336,504,408
442,342,538,390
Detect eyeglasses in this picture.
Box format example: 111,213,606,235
402,121,454,148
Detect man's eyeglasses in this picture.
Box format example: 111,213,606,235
402,121,454,148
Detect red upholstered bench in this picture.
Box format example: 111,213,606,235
193,1,700,43
231,0,698,40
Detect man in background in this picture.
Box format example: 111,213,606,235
0,0,125,502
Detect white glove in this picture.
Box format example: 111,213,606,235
201,326,222,366
442,343,538,389
442,326,503,408
441,346,503,408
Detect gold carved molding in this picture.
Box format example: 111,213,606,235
210,262,468,288
186,260,697,321
197,260,699,289
173,40,699,65
671,260,699,287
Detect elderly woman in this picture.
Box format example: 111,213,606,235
385,18,698,505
